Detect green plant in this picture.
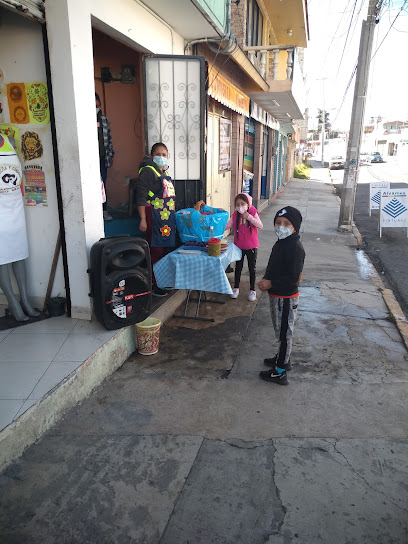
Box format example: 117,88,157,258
48,295,66,304
294,162,312,179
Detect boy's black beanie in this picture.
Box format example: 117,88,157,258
274,206,303,232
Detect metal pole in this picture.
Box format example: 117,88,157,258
338,0,378,232
321,108,326,167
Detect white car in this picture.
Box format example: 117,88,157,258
329,156,345,169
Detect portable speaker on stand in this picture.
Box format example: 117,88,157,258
88,236,152,330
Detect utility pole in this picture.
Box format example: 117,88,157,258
321,108,326,166
338,0,380,232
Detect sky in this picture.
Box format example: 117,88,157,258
305,0,408,132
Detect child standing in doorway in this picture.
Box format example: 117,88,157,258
258,206,305,386
225,193,263,301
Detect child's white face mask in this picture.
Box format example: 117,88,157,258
236,205,248,214
275,225,293,240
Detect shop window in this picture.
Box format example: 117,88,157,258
219,118,232,172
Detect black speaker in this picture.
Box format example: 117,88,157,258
88,236,152,330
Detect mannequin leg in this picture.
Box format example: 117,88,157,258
0,264,29,321
12,260,40,317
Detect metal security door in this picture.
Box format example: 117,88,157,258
143,55,205,210
0,0,44,21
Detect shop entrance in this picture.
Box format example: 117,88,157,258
93,28,144,217
207,113,232,212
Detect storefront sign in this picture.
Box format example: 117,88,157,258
369,181,389,215
250,101,279,130
219,118,231,172
208,71,250,117
380,190,408,237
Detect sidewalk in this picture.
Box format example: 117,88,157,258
1,167,408,543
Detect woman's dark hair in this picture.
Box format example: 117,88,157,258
95,93,100,102
235,193,251,238
151,142,168,155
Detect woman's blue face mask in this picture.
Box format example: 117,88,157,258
153,155,168,168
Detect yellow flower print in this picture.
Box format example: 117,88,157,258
160,208,170,221
152,198,164,210
167,198,175,211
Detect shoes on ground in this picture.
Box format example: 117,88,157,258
152,285,168,297
231,288,239,299
248,290,256,302
264,356,292,371
103,211,113,221
259,369,288,385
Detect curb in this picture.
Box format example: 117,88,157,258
353,224,408,352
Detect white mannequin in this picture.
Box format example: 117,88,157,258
0,134,40,321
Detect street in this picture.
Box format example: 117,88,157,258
1,169,408,543
329,153,408,317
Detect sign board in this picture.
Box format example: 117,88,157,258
380,190,408,237
219,118,231,172
369,181,389,216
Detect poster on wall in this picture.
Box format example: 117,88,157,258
7,83,29,124
26,83,50,124
0,125,19,150
21,131,43,161
369,181,389,215
380,190,408,237
219,118,231,172
24,165,47,206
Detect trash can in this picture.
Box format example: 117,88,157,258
135,317,161,355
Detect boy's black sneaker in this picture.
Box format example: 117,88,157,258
264,356,292,371
259,369,288,385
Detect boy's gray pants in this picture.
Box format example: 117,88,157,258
269,296,299,367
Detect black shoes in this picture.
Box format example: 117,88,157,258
264,355,292,371
259,369,288,385
152,286,168,297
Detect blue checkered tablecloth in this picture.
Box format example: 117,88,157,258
153,243,242,295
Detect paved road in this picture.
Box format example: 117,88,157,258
329,155,408,317
1,171,408,543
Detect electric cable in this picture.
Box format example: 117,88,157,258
337,0,359,76
372,0,408,58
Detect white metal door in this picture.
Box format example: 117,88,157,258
0,0,44,21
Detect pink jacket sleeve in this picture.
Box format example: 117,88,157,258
225,216,234,229
247,211,263,229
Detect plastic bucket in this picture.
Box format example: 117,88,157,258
208,238,221,257
135,317,161,355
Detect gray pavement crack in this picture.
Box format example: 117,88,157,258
332,439,408,514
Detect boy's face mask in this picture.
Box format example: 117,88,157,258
275,225,293,240
236,205,248,214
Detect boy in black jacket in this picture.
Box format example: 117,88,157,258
258,206,305,385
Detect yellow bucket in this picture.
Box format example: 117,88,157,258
135,317,161,355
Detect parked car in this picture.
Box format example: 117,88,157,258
370,152,384,163
329,156,345,169
360,152,370,164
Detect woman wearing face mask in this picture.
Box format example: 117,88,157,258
135,142,176,296
225,193,263,301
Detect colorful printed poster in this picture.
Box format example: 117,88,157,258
0,125,19,150
21,131,43,161
7,83,29,124
26,83,50,124
24,165,47,206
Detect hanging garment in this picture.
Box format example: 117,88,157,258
0,136,29,265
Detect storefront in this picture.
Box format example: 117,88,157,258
0,5,66,314
207,71,250,213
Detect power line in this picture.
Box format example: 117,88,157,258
337,0,359,76
372,0,408,57
333,60,358,124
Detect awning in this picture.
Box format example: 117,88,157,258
208,71,250,117
250,101,279,130
0,0,44,22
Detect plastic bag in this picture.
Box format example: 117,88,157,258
176,206,229,242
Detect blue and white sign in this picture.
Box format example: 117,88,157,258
380,190,408,237
369,182,389,215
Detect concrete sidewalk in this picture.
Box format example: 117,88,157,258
1,167,408,544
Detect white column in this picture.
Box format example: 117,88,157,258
45,0,104,319
260,50,267,79
272,49,279,80
286,48,293,80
